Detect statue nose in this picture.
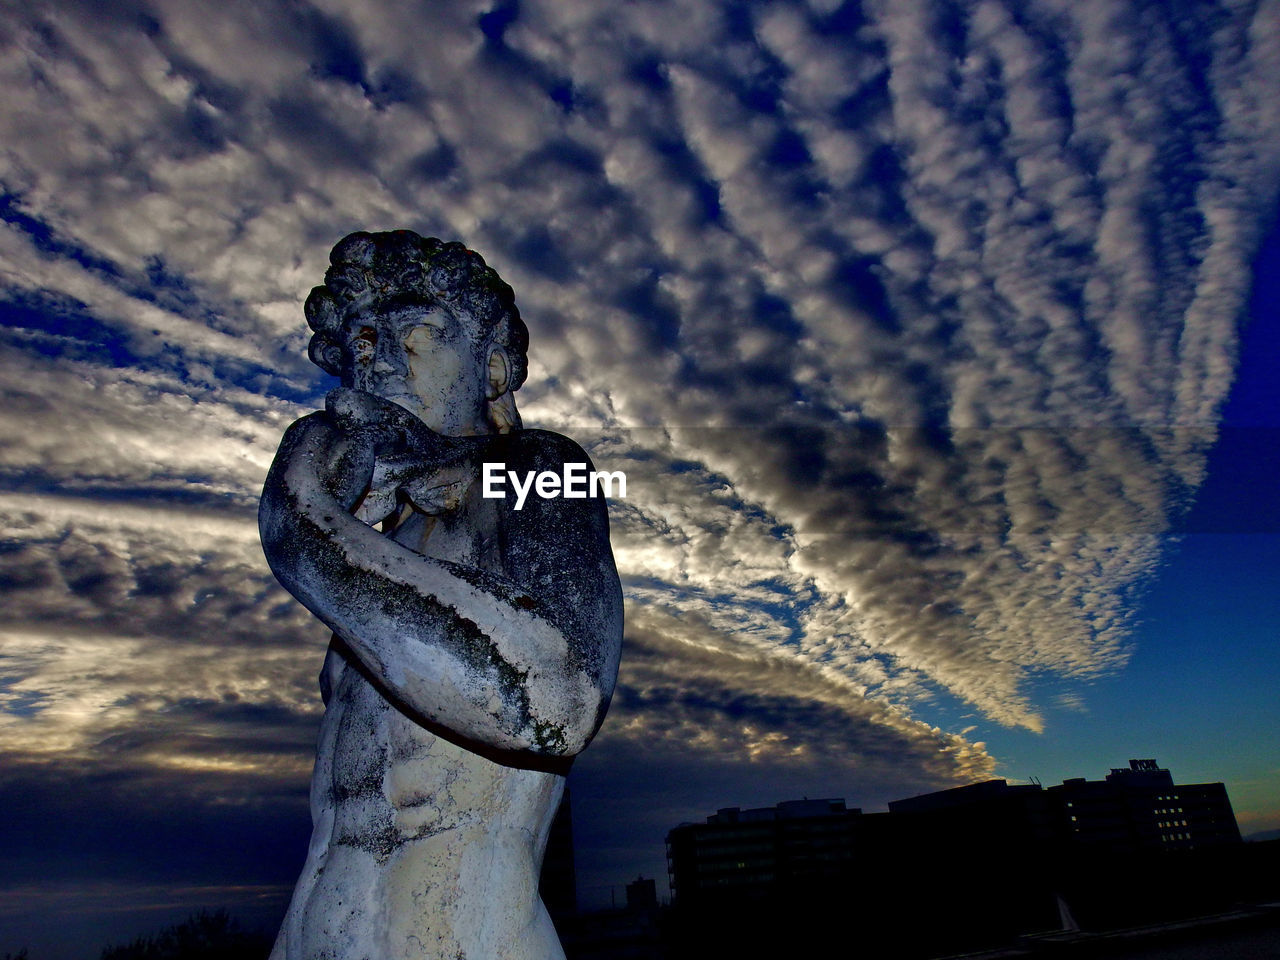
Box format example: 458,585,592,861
373,340,408,376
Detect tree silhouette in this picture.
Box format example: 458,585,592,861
99,909,270,960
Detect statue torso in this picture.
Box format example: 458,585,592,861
277,474,567,960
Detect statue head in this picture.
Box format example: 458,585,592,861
304,230,529,435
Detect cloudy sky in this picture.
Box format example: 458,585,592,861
2,0,1279,955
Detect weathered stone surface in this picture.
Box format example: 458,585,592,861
259,231,623,959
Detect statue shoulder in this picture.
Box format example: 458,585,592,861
479,430,616,542
491,429,595,470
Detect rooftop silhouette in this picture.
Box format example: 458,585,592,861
653,760,1274,960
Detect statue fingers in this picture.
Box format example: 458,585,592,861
315,426,378,509
353,482,399,525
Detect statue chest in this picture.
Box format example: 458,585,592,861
388,492,504,573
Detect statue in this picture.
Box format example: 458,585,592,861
259,231,624,959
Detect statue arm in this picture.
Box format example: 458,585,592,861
259,414,623,758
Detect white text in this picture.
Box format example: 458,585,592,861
482,462,627,511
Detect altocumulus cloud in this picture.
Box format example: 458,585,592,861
2,0,1280,918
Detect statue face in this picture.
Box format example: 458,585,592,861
342,298,490,434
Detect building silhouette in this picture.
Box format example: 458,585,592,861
662,760,1256,959
557,876,663,960
539,789,663,960
666,798,861,905
1049,758,1241,853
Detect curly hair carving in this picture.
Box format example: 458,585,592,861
304,230,530,396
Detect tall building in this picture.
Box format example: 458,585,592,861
664,800,878,960
881,758,1242,858
1048,758,1241,853
665,798,861,905
662,760,1246,957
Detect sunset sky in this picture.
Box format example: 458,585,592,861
2,0,1279,956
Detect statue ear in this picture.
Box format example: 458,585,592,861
486,346,510,400
309,336,346,377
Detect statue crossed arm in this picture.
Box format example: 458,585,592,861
260,394,622,758
259,231,623,959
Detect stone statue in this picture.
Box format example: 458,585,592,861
259,231,624,959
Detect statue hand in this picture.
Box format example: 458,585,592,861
325,387,449,459
325,387,486,521
304,414,376,513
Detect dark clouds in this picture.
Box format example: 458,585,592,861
2,0,1280,941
